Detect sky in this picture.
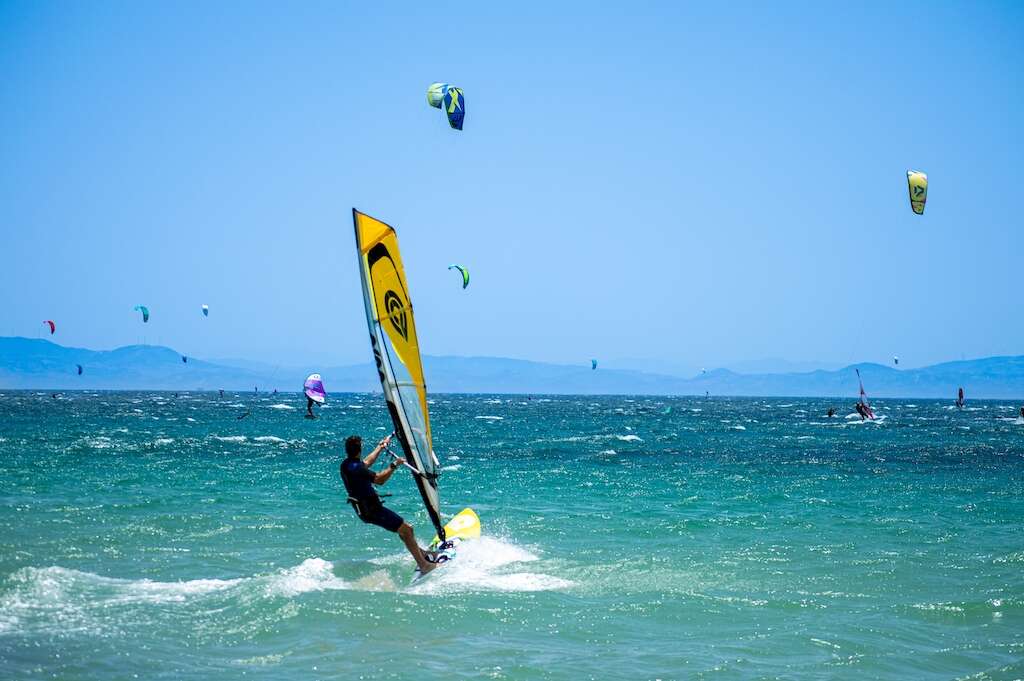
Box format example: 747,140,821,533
1,2,1022,372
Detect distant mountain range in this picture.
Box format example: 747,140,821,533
2,337,1023,399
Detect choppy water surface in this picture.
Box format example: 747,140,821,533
1,391,1023,679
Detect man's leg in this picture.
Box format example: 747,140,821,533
397,522,435,574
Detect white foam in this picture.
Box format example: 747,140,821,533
0,558,354,635
264,558,348,597
213,435,247,443
441,464,462,471
475,415,504,421
730,425,747,431
0,565,241,635
407,536,573,595
615,434,643,442
254,436,285,444
154,438,175,446
269,403,295,410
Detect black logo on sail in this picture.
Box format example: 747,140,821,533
383,290,408,340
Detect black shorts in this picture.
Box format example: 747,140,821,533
359,505,404,532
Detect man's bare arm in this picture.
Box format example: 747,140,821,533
363,433,394,468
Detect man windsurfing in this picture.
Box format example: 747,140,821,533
339,434,438,575
855,369,875,420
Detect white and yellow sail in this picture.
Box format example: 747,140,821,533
907,170,928,215
353,209,445,540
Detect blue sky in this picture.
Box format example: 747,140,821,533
1,2,1021,372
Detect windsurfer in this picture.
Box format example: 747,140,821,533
854,402,866,420
1020,407,1024,420
827,407,835,418
340,434,437,575
306,396,316,419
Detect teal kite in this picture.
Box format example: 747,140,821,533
448,264,469,289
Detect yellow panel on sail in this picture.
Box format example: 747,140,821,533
907,170,928,215
355,211,428,404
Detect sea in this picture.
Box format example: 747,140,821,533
1,391,1023,680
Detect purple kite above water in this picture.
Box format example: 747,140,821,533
304,374,326,404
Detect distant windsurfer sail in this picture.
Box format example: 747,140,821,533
956,387,965,409
855,369,875,420
304,373,326,418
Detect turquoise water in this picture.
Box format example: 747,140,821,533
2,391,1024,679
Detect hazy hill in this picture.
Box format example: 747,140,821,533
2,337,1023,399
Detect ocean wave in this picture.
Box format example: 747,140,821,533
0,558,353,636
269,404,295,410
475,415,504,421
253,436,285,444
212,435,247,443
263,558,348,597
0,565,241,635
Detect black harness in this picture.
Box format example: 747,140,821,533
340,460,387,520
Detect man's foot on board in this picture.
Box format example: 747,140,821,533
417,561,438,575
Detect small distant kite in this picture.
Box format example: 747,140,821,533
591,359,598,370
427,82,465,130
304,373,326,403
201,304,209,317
43,320,55,335
134,305,150,323
893,355,899,366
907,170,927,215
448,264,469,289
76,364,83,375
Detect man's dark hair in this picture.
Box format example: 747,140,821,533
344,435,362,458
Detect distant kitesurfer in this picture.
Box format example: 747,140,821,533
1020,407,1024,420
306,397,317,419
273,389,278,395
827,407,835,418
340,434,437,575
219,389,224,398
